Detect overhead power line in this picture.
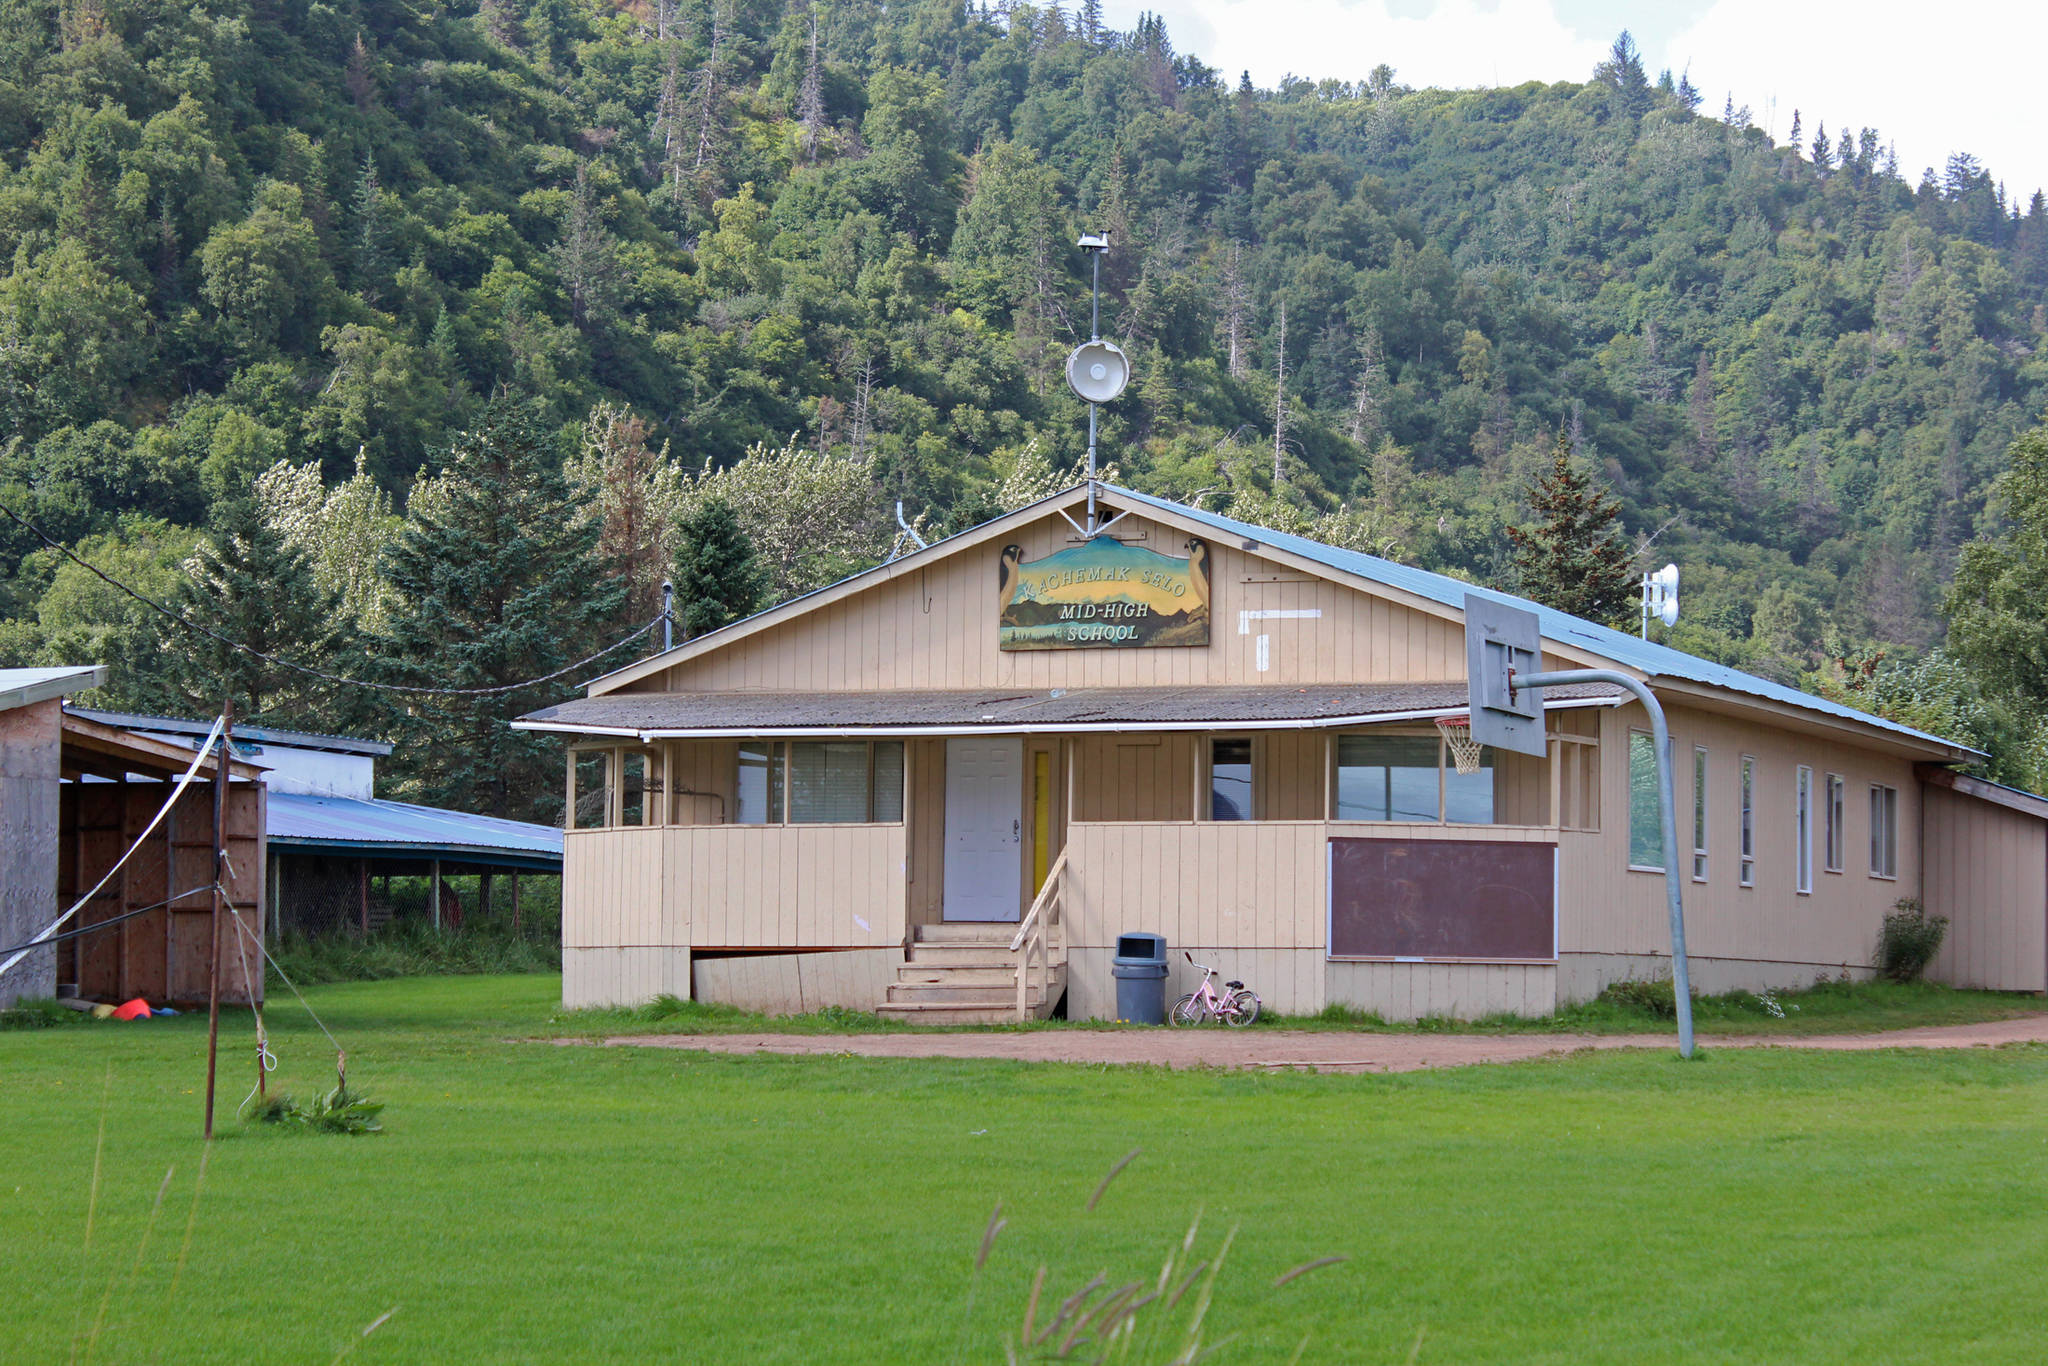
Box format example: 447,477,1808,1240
0,503,666,697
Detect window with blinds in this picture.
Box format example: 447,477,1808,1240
735,741,904,824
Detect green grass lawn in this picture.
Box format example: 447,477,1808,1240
549,975,2047,1040
4,975,2045,1364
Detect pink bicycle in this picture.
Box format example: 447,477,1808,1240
1170,951,1260,1027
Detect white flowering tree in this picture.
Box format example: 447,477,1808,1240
678,435,888,600
254,447,398,629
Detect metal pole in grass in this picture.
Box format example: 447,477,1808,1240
1512,668,1695,1058
203,696,233,1140
1464,592,1694,1058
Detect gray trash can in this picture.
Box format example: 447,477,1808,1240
1111,932,1169,1024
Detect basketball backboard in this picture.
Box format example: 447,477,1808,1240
1464,593,1547,758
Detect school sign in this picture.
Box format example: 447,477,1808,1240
997,537,1211,650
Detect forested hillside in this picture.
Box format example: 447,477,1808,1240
3,0,2045,814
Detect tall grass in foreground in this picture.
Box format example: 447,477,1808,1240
968,1149,1351,1364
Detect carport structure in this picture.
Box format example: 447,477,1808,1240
264,793,562,936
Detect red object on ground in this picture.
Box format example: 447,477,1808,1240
111,998,152,1020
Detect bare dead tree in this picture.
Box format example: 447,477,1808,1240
1220,242,1249,379
797,11,826,162
1271,300,1288,485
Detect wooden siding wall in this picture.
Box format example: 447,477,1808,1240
0,699,59,1007
907,738,945,924
636,512,1474,694
1325,962,1556,1021
562,824,907,954
1072,734,1197,821
1923,787,2048,992
693,948,906,1014
1555,701,1923,1002
666,739,736,824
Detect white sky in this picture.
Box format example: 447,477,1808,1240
1102,0,2048,200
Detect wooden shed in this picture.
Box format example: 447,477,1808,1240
516,486,2037,1022
0,668,266,1009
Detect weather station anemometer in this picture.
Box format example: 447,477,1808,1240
1067,232,1129,535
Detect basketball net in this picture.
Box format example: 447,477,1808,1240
1436,714,1484,776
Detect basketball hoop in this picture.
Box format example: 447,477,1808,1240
1436,714,1484,776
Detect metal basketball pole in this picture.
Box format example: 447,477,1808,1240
1513,667,1695,1058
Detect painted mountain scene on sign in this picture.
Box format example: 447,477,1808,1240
998,538,1211,650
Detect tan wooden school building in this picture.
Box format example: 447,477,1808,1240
518,485,2048,1022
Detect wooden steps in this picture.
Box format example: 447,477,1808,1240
875,923,1066,1025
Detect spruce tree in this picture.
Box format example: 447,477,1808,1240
166,495,355,728
1505,431,1638,628
377,396,625,821
672,496,766,638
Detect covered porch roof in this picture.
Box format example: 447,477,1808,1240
513,681,1627,740
266,792,563,872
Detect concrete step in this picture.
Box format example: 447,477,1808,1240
915,922,1020,943
896,965,1019,988
887,981,1050,1006
905,945,1019,967
876,998,1057,1025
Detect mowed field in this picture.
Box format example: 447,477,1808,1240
3,976,2045,1364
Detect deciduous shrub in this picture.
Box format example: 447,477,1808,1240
1878,899,1949,982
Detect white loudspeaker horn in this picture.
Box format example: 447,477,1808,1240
1065,340,1130,404
1651,563,1679,627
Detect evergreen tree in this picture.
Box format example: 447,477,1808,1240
1504,431,1637,627
1946,425,2048,711
672,496,767,638
377,396,625,821
166,495,354,728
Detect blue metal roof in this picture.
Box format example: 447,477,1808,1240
266,793,563,868
1103,485,1975,756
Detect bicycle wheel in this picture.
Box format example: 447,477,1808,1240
1169,994,1204,1027
1223,989,1260,1027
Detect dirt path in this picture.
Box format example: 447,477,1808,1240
589,1014,2048,1073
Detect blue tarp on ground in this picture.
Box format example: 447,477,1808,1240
266,792,562,870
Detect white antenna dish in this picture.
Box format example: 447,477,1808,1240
1643,563,1679,631
1066,339,1130,404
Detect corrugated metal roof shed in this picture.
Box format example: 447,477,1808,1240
69,708,393,757
267,793,562,869
519,681,1625,735
1102,485,1973,756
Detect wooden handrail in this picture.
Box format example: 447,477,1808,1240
1011,848,1069,1019
1009,848,1069,952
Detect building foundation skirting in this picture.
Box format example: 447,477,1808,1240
562,946,691,1009
692,948,906,1015
1556,952,1875,1005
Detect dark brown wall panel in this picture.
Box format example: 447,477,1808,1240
1329,838,1556,961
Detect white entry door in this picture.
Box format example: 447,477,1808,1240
944,737,1024,922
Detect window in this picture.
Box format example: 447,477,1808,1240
735,741,905,824
1443,743,1496,825
1739,756,1755,886
1627,730,1663,870
1692,746,1708,882
1870,784,1899,879
1334,732,1496,824
572,750,612,829
1210,738,1254,820
1824,774,1845,873
620,751,649,826
1795,765,1813,894
1335,735,1440,822
736,743,780,823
